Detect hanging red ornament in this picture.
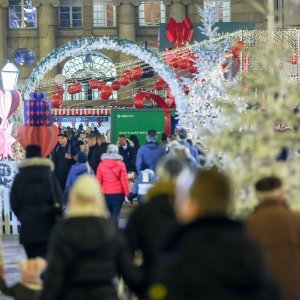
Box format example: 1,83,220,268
89,78,99,89
119,76,130,85
179,59,189,69
67,82,82,94
155,81,165,91
97,80,106,90
111,81,121,91
122,70,132,80
54,86,64,96
171,59,179,68
101,85,113,98
188,65,197,73
51,95,62,108
100,93,110,100
290,53,298,65
132,66,143,79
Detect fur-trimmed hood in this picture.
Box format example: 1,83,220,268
18,157,54,171
101,153,123,161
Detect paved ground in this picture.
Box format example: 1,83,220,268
0,202,136,299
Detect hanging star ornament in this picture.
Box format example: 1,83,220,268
0,123,16,161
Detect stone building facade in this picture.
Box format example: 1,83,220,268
0,0,298,82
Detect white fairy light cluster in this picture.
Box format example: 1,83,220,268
206,32,300,216
180,3,231,140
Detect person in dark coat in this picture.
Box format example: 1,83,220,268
51,132,76,191
125,158,186,298
118,135,136,173
247,176,300,300
129,134,140,155
40,175,143,300
10,145,63,258
64,151,94,205
86,133,102,173
149,169,280,300
136,130,165,173
97,134,109,163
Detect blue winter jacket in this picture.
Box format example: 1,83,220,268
64,163,94,204
136,142,165,173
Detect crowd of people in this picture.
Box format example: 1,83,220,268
1,126,300,300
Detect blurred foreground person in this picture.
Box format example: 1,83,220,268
96,144,130,223
10,145,63,258
149,169,279,300
247,177,300,300
41,175,142,300
0,258,47,300
125,158,187,298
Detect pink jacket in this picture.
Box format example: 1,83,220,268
96,154,130,196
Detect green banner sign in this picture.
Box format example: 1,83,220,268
111,109,167,145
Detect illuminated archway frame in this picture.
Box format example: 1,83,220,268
22,36,188,117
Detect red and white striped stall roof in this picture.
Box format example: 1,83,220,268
52,108,111,116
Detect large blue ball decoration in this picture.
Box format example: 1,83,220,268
13,48,35,65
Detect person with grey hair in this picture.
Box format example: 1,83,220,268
175,128,200,165
136,129,165,173
96,144,130,224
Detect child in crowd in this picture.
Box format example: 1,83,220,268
0,258,47,300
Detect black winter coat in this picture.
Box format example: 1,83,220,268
125,183,177,296
119,144,136,173
10,158,62,245
51,142,75,190
150,216,280,300
40,217,143,300
88,143,109,173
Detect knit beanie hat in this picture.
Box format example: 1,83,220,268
77,151,88,164
25,145,41,159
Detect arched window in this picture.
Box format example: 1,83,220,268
62,52,117,101
9,0,37,29
204,0,231,22
139,0,166,26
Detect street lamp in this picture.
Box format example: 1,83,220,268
1,62,19,90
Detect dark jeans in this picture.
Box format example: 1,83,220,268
23,242,48,259
105,194,124,224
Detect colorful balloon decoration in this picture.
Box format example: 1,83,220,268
18,91,59,157
0,89,21,160
67,82,82,94
97,80,106,90
101,85,113,99
132,66,143,79
119,76,130,86
17,125,59,157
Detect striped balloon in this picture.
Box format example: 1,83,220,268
17,124,59,157
8,90,22,118
0,90,21,120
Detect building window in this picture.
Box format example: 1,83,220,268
59,0,83,28
9,0,37,29
204,0,231,22
139,0,166,26
93,0,116,27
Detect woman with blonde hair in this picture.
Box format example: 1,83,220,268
41,175,142,300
